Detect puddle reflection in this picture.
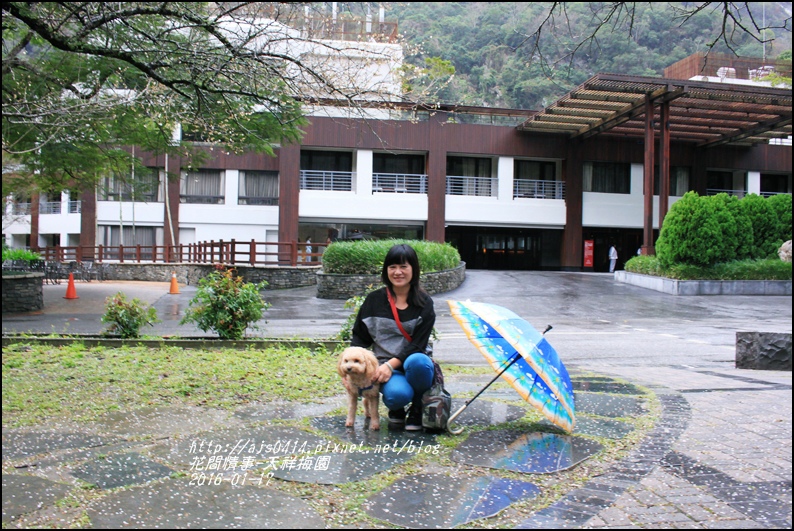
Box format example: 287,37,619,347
365,473,540,528
452,430,602,474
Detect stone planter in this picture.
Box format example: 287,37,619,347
316,262,466,299
99,263,320,289
2,273,44,313
615,271,792,296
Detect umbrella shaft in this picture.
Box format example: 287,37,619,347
466,353,522,405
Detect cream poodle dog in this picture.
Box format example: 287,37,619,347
337,347,381,430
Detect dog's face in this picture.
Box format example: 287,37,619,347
337,347,378,378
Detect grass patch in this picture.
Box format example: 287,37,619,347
2,343,339,428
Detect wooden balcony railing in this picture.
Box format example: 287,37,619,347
37,240,322,267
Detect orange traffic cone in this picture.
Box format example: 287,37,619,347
169,272,180,295
64,273,79,299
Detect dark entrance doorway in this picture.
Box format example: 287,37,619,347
446,226,563,270
582,228,647,272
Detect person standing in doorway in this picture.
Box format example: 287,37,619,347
609,244,619,273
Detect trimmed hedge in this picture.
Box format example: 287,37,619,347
321,239,461,274
656,192,793,268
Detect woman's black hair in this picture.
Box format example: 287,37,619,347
381,243,427,307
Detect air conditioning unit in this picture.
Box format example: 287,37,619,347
749,65,775,79
717,67,736,79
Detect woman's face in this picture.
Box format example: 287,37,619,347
387,261,413,290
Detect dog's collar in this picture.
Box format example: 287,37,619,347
358,383,375,396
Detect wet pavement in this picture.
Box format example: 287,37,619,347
2,271,792,528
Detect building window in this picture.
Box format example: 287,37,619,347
39,191,62,214
300,150,354,191
239,171,279,205
583,162,630,194
102,168,160,202
67,189,82,213
98,225,158,260
180,170,224,204
11,193,31,215
446,156,494,196
372,153,427,193
374,153,425,174
652,166,691,196
706,170,746,197
760,173,792,197
514,160,562,199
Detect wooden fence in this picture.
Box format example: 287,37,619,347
37,240,324,267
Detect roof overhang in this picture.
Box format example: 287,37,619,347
517,73,792,148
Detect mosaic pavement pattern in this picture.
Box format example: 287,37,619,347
6,371,786,528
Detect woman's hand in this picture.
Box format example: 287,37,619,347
375,362,394,384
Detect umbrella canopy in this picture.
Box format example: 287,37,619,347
448,300,576,433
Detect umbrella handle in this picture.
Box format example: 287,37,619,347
446,403,468,435
445,352,524,435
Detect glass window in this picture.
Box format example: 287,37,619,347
373,153,425,174
706,170,736,191
300,151,352,172
102,167,160,202
98,225,156,248
760,173,791,196
239,171,279,205
583,162,630,194
180,170,224,204
447,156,491,177
652,166,690,196
515,160,556,181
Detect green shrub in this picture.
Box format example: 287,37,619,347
2,248,41,263
739,193,778,259
624,255,662,276
656,192,734,268
322,239,460,274
713,193,752,260
625,256,790,280
180,267,269,340
101,292,159,339
766,193,792,249
336,285,378,342
710,259,792,281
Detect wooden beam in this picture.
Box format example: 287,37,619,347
697,116,793,149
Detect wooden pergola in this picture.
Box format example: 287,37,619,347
518,73,793,253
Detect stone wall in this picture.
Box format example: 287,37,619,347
2,273,44,313
101,263,319,289
317,262,466,299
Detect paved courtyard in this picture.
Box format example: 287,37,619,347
2,271,791,528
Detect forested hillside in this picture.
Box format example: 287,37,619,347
383,2,792,110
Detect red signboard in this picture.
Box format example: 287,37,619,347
584,240,594,268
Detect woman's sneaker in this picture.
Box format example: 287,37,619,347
388,408,406,430
405,401,423,431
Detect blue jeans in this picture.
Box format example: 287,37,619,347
381,353,435,410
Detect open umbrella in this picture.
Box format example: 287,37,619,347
447,300,575,434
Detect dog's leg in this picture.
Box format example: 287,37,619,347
366,396,380,430
345,391,358,428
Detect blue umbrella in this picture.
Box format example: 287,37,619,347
447,300,576,434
